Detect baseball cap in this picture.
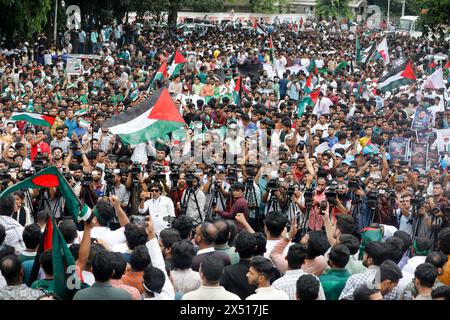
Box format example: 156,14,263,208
216,165,226,173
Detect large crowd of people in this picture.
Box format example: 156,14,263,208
0,16,449,300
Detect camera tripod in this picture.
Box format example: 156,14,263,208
169,178,183,216
266,188,281,215
205,181,226,222
298,200,312,239
245,177,264,231
128,176,142,216
181,182,203,222
80,184,98,209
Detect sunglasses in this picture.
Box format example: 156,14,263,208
150,189,160,192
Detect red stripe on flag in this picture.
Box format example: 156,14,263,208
43,218,53,251
42,115,56,126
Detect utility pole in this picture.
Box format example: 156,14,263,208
401,0,406,17
387,0,390,29
54,0,58,43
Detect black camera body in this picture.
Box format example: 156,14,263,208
267,178,279,191
81,174,93,186
304,187,314,206
411,193,426,207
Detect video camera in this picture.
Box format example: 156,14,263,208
130,161,142,176
169,164,180,182
325,181,338,203
411,193,427,207
304,187,314,206
81,174,93,186
227,166,240,183
348,177,365,190
286,183,297,197
367,190,379,210
267,178,280,191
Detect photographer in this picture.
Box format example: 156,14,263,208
212,182,249,231
178,175,206,225
396,194,414,236
202,165,230,212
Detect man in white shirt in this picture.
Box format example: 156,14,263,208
313,92,333,116
142,215,175,300
78,196,129,250
396,194,414,236
138,183,175,236
246,256,289,300
272,243,326,300
182,254,240,300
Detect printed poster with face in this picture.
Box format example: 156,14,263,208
389,137,408,162
411,108,431,131
410,143,428,169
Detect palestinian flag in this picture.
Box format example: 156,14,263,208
378,61,416,93
307,59,318,76
297,88,320,118
11,112,56,128
168,50,187,78
361,43,376,66
334,61,349,74
0,166,88,299
102,87,185,145
375,37,390,65
152,61,168,86
74,108,88,117
268,36,274,64
422,68,444,90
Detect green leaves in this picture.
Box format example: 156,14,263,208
316,0,353,19
0,0,51,39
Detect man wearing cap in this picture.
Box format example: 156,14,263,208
224,123,245,156
213,182,249,231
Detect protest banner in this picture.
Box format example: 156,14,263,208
410,143,428,169
411,108,431,131
389,137,409,161
66,58,82,75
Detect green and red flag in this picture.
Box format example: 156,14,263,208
443,60,450,77
0,166,88,299
297,88,320,117
148,60,168,92
378,60,416,93
168,50,187,78
268,36,274,64
11,112,56,127
334,61,349,75
103,87,186,145
307,59,318,76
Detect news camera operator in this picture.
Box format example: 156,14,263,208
212,182,249,231
202,165,230,211
347,176,371,234
177,173,206,225
409,192,446,245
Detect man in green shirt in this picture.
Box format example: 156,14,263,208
31,250,55,294
73,250,132,300
192,76,203,95
320,245,351,300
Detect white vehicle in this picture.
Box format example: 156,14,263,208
396,16,423,38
